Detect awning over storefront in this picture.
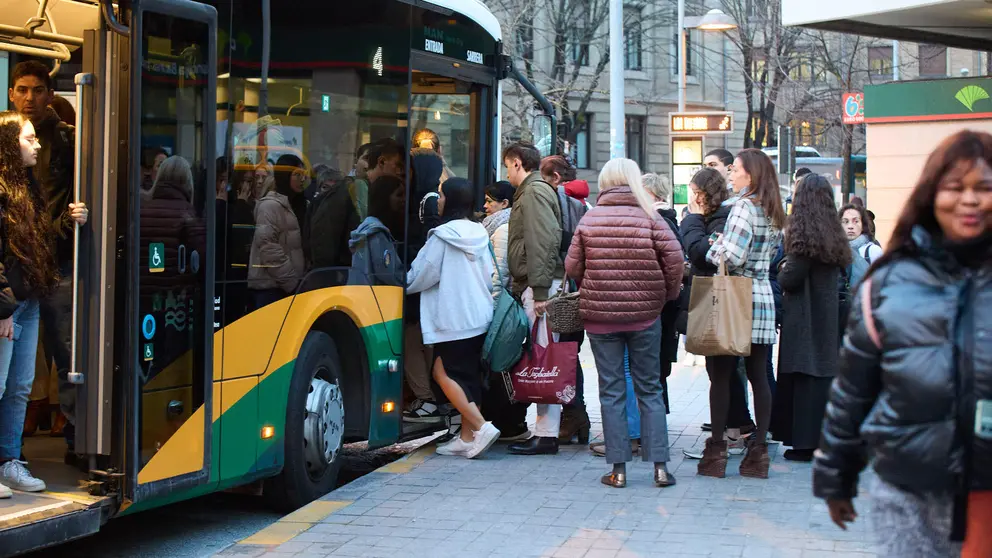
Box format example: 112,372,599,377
782,0,992,50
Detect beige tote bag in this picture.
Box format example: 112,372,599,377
685,258,753,357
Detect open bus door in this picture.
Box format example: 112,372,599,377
121,0,218,510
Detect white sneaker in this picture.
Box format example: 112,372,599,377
436,436,473,457
0,460,46,492
466,422,500,459
0,481,11,499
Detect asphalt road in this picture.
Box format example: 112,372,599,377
25,440,430,558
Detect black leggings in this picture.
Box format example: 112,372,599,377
706,345,772,443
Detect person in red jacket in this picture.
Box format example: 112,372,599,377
565,158,683,489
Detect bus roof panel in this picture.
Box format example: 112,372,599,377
423,0,502,42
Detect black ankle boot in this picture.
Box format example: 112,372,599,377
508,436,559,455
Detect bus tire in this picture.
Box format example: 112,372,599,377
264,331,345,512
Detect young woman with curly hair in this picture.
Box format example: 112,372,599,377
770,174,852,462
0,110,86,497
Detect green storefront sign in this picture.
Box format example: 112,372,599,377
865,77,992,123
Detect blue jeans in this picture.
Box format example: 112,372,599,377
590,319,670,464
0,300,41,460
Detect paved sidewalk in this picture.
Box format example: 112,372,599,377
219,344,880,558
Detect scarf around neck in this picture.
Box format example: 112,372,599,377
483,208,511,237
849,234,872,252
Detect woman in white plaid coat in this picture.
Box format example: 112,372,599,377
698,149,786,480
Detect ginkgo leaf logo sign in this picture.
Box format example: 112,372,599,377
955,85,990,112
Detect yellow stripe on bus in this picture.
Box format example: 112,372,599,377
137,404,205,485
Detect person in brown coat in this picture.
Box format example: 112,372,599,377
565,158,683,489
248,154,307,309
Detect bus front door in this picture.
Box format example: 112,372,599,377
123,0,218,509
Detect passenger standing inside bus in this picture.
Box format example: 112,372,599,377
248,154,307,309
403,148,443,423
503,142,563,456
9,61,88,462
407,177,499,459
348,175,404,286
354,139,404,221
0,111,82,496
140,156,206,377
413,129,455,184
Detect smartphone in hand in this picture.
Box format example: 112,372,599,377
12,323,21,341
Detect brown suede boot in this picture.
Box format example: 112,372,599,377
740,439,770,479
696,438,728,478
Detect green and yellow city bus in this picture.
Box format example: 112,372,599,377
0,0,552,554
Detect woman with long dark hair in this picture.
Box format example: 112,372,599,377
0,111,83,496
816,130,992,557
680,168,756,460
698,149,785,480
408,177,498,458
770,174,851,462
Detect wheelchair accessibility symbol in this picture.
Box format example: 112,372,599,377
149,242,165,273
142,314,156,340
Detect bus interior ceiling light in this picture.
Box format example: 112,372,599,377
695,9,737,31
261,426,275,439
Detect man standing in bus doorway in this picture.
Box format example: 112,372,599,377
9,61,87,465
503,142,563,455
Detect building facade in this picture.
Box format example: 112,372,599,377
489,0,748,196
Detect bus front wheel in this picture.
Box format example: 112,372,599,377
264,331,345,512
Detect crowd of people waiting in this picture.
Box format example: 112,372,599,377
2,57,991,557
403,134,992,558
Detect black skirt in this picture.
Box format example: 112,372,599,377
431,334,487,404
769,372,832,450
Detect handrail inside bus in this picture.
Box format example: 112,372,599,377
100,0,129,38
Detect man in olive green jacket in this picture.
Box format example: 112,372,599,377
503,142,564,456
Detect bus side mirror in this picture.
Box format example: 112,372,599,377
533,114,554,157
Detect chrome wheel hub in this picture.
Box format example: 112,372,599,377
303,376,344,477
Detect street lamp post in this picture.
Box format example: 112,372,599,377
678,7,738,113
609,0,625,159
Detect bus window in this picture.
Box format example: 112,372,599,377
136,12,211,467
224,1,412,296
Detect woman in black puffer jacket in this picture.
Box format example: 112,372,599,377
815,130,992,558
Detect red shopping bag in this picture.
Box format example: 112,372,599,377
507,318,578,405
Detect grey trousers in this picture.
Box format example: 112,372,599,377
589,318,670,464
